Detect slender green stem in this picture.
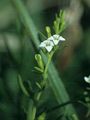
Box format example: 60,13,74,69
42,47,58,87
44,46,58,78
43,52,54,82
27,100,36,120
44,55,51,77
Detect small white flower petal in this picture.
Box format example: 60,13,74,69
39,42,45,48
84,75,90,84
53,34,60,39
47,37,55,44
59,36,65,41
48,36,54,40
48,35,59,45
53,39,59,45
52,34,65,45
39,40,54,52
46,39,54,46
45,46,53,52
39,40,47,48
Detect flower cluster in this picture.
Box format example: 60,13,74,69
39,34,65,52
84,75,90,84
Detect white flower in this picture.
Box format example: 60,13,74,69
39,34,65,52
48,34,65,45
84,75,90,84
39,40,54,52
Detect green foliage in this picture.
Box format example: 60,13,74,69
35,54,44,72
53,10,65,34
45,26,51,37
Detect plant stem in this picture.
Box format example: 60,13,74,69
43,52,54,85
27,100,36,120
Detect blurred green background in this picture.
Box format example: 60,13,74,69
0,0,90,120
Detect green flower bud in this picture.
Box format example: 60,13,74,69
46,26,51,37
35,54,44,70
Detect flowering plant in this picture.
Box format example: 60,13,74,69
34,11,66,95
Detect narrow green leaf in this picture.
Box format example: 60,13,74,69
18,75,29,96
36,82,42,89
34,67,43,73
